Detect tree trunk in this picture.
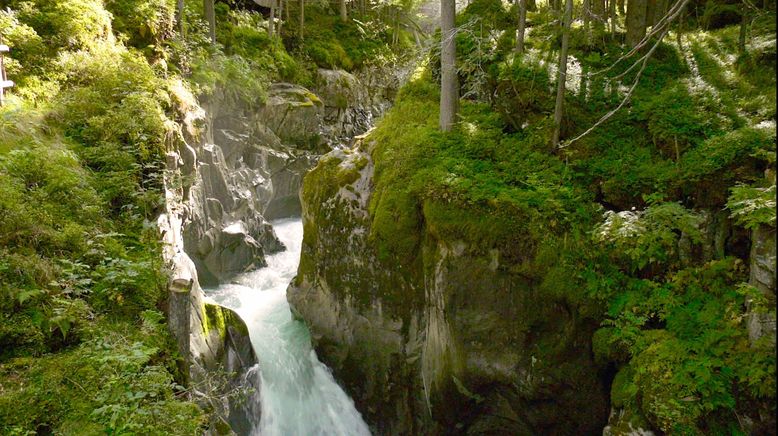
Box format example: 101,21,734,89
645,0,656,29
300,0,305,39
584,0,591,44
617,0,625,15
269,1,275,38
204,0,216,44
439,0,458,132
653,0,667,25
279,0,286,35
625,0,647,47
516,0,527,53
610,0,617,39
177,0,185,36
593,0,606,38
527,0,537,11
340,0,348,21
552,0,573,149
738,3,749,54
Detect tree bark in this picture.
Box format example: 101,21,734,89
204,0,216,44
340,0,348,21
300,0,305,39
738,7,748,54
584,0,591,44
439,0,458,132
653,0,667,25
625,0,647,47
516,0,527,53
527,0,537,11
645,0,656,29
593,0,606,38
177,0,185,36
552,0,573,149
278,0,286,35
269,1,275,38
610,0,617,39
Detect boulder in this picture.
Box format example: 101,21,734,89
255,83,324,149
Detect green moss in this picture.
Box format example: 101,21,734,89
202,303,227,340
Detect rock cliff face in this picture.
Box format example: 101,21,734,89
160,66,404,433
288,137,609,435
158,165,260,434
180,66,405,287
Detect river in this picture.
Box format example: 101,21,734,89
204,218,371,436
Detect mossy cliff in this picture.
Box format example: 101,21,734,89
289,135,609,434
290,11,776,431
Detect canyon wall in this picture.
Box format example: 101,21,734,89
160,66,404,433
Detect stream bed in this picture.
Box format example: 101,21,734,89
205,218,371,436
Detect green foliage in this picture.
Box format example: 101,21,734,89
0,315,204,435
0,0,202,431
726,183,777,229
594,259,775,433
105,0,177,47
632,82,734,158
359,14,776,433
8,0,113,51
284,6,401,71
595,202,703,272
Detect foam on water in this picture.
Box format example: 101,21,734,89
206,219,371,436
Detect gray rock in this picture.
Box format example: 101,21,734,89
747,223,776,343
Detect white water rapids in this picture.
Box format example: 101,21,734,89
204,218,371,436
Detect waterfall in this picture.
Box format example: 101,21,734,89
205,219,371,436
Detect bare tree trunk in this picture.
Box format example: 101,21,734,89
738,3,749,54
625,0,647,47
552,0,573,149
617,0,625,15
340,0,348,21
645,0,656,28
204,0,216,44
584,0,591,44
516,0,527,53
439,0,458,132
278,0,286,35
653,0,667,25
300,0,305,39
527,0,537,11
269,1,275,38
593,0,606,39
610,0,617,39
177,0,186,36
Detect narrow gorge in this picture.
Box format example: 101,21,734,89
0,0,774,434
160,64,407,433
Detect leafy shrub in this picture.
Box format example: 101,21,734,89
105,0,177,47
726,183,777,229
11,0,113,50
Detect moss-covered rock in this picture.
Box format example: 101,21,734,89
288,135,609,434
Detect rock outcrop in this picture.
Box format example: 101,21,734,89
158,169,260,434
160,64,404,433
288,136,609,435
